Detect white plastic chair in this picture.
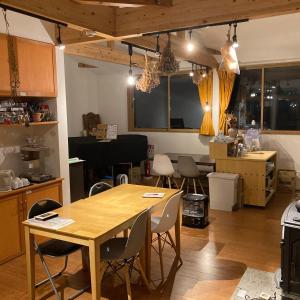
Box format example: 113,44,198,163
177,156,205,194
99,209,151,299
153,154,178,189
151,191,183,283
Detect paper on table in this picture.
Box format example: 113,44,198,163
28,217,75,230
143,193,165,198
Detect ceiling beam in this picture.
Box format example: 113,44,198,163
72,0,172,7
65,44,147,68
0,0,115,38
126,35,218,68
115,0,300,37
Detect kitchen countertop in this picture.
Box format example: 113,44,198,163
0,178,63,199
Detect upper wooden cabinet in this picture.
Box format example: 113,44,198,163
0,34,57,98
15,37,57,97
0,34,12,96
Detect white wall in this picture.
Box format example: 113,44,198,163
0,11,70,203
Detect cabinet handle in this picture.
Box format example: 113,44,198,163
26,190,32,195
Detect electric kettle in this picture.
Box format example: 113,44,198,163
0,170,15,192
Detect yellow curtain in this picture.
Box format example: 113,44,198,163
218,70,236,134
198,71,215,136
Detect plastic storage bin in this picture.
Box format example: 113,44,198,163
207,172,239,212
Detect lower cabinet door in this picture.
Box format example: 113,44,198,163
0,194,23,263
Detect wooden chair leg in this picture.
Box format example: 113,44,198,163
155,176,161,187
167,177,172,189
180,178,186,191
193,178,197,194
166,231,183,265
123,229,129,237
157,233,164,282
123,265,132,300
136,258,151,292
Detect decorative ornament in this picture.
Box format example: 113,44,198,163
157,34,179,74
136,54,160,93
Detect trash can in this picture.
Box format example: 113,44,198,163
207,172,239,212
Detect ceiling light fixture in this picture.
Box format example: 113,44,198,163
189,63,194,77
220,24,240,75
155,34,161,57
232,23,239,48
186,30,194,52
56,25,65,50
127,44,135,86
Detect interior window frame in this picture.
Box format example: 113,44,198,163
237,63,300,135
127,71,201,133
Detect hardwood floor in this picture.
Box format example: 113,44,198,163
0,191,291,300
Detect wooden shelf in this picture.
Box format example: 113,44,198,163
0,121,58,128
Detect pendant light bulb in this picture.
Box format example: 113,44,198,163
204,101,210,112
232,23,239,48
127,68,135,86
186,30,194,52
58,44,65,50
189,63,194,77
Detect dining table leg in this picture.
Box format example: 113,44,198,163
89,239,101,300
24,226,35,300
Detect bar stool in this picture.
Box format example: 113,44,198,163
153,154,178,189
177,156,205,194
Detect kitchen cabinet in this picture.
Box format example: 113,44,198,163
0,194,23,264
16,37,57,97
0,34,12,96
0,178,63,264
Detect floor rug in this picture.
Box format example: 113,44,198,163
231,268,281,300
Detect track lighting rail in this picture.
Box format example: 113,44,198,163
0,3,67,27
142,18,248,36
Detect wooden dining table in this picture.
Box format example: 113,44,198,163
23,184,180,300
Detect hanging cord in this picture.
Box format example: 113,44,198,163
2,9,20,97
227,23,232,41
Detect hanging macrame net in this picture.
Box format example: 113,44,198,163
136,54,160,93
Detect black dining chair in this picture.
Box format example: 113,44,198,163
28,199,87,300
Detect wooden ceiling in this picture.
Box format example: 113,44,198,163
1,0,300,67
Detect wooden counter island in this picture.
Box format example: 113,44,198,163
210,142,277,207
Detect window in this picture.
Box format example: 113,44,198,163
133,76,168,129
264,66,300,131
129,73,203,131
232,69,261,129
170,74,203,129
231,64,300,132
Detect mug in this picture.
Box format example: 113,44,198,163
32,112,44,122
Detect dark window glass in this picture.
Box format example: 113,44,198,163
133,76,168,129
232,69,261,129
170,74,203,129
264,66,300,131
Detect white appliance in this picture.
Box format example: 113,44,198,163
207,172,239,212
